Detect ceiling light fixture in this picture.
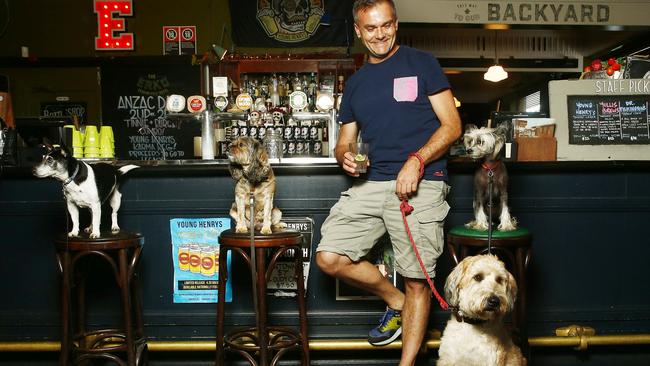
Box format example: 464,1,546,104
484,31,508,82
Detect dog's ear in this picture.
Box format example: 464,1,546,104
505,270,518,312
247,139,270,184
41,140,54,153
445,257,473,307
464,124,478,134
491,131,506,160
229,164,243,181
59,141,72,158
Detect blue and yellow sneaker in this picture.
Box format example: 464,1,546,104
368,307,402,346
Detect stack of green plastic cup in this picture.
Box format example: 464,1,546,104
99,126,114,158
84,125,100,158
72,129,84,158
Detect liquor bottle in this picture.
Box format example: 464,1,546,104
260,75,270,99
277,74,286,101
308,72,318,110
285,79,292,107
301,74,309,94
292,73,301,91
337,75,345,94
253,78,260,98
270,73,280,107
336,75,345,110
242,74,250,95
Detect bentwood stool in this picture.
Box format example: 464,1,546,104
216,229,309,366
446,226,532,349
54,232,147,366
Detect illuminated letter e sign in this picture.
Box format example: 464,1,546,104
94,0,134,50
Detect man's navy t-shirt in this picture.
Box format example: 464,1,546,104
338,46,451,181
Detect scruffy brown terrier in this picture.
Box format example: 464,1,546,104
227,137,286,234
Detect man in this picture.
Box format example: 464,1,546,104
315,1,462,365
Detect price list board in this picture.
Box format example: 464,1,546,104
101,64,200,160
568,95,650,145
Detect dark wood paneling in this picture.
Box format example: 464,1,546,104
1,163,649,365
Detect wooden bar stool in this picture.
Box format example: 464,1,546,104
54,232,147,366
446,226,532,350
216,229,309,366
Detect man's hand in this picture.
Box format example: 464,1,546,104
341,151,370,177
395,157,421,201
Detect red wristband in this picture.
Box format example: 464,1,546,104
408,152,425,180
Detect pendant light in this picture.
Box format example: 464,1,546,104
484,31,508,82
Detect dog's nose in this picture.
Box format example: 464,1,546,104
486,295,500,310
466,148,473,154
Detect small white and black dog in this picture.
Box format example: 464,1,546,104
228,136,286,235
438,255,526,366
32,144,139,238
463,123,517,232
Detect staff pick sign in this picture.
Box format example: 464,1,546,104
94,0,135,50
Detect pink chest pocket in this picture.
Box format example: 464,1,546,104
393,76,418,102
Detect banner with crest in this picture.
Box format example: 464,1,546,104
229,0,353,47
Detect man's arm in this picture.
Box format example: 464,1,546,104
335,121,363,177
418,89,463,163
395,89,462,200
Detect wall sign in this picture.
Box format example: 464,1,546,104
170,218,232,304
94,0,135,51
40,102,87,124
163,26,197,55
266,217,314,297
396,0,650,26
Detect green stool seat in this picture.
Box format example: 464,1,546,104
448,226,530,239
446,225,532,353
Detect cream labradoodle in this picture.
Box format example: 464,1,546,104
437,254,526,366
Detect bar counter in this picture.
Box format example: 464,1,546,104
1,159,649,365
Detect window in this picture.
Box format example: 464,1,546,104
520,90,541,112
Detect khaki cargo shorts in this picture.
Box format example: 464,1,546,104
317,180,451,279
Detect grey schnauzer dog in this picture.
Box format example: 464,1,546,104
463,123,517,231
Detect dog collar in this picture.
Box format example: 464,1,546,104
454,311,488,325
481,161,501,172
63,164,80,186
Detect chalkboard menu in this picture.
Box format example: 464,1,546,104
567,95,650,145
101,64,200,160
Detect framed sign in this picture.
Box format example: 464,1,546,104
40,102,87,124
549,79,650,160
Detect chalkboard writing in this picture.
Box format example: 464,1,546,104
40,102,87,123
101,64,200,160
568,95,650,145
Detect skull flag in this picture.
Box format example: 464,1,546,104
229,0,353,47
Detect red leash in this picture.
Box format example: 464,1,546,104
400,153,449,310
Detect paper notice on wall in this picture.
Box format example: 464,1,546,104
170,218,232,303
266,216,314,297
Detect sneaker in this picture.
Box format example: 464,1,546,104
368,307,402,346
